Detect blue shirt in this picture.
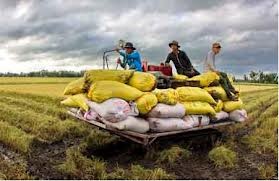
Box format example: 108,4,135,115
119,50,142,71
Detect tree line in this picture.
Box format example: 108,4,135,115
0,70,85,77
242,71,278,84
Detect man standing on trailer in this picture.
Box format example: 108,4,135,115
165,40,200,78
203,42,239,101
116,42,142,71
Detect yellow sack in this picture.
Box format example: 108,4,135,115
83,70,134,89
174,74,188,81
182,101,216,116
61,94,89,111
177,87,216,105
88,81,143,103
63,78,85,95
135,93,158,115
152,88,179,105
188,72,219,87
204,86,229,101
223,99,243,112
128,72,156,92
213,100,223,112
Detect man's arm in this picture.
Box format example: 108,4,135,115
117,50,127,69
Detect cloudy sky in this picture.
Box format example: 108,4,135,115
1,0,278,76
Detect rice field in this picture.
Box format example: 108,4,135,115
0,77,277,179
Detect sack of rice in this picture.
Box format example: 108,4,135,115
223,99,243,112
88,81,143,103
152,88,179,105
61,93,89,111
181,101,216,116
204,86,229,101
128,72,156,92
148,118,193,132
135,93,158,115
147,103,185,118
183,115,210,127
63,77,85,95
188,72,219,87
177,87,216,105
229,109,247,122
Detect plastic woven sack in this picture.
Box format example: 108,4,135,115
177,87,216,105
204,86,229,101
148,118,193,132
103,116,149,133
128,72,156,92
212,111,229,122
229,109,247,122
61,93,89,111
183,115,210,127
182,101,216,116
147,103,185,118
174,74,188,81
188,72,219,87
63,78,85,95
152,88,179,105
213,100,224,112
88,81,143,103
83,70,134,90
223,99,243,112
135,93,158,115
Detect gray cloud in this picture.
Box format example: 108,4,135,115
1,0,278,75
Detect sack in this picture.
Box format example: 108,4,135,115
174,74,188,81
87,98,139,123
188,72,219,87
61,94,89,111
204,86,229,101
152,88,179,105
183,115,210,127
83,70,134,90
213,100,224,112
63,78,85,95
212,111,229,122
104,116,149,133
84,109,99,121
182,101,216,116
147,103,185,118
223,99,243,112
88,81,143,103
135,93,158,115
177,87,216,105
148,118,193,132
128,72,156,92
229,109,247,122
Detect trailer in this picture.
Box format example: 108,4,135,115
68,109,236,147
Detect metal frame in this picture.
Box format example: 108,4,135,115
68,110,236,146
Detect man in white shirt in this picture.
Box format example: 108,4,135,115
204,42,238,101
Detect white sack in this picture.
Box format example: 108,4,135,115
183,115,210,127
103,116,149,133
148,118,193,132
213,111,229,121
87,98,139,123
229,109,247,122
147,103,185,118
83,109,99,121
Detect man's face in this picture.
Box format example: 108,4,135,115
171,45,178,52
213,46,221,54
125,47,133,54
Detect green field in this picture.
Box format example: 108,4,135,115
0,77,277,179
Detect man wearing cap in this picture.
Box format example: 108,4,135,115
204,42,238,100
116,42,142,71
165,40,200,78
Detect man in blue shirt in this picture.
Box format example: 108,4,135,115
116,42,142,71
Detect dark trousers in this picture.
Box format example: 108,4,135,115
219,72,236,98
177,68,200,78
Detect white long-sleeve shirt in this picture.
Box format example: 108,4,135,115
203,50,217,73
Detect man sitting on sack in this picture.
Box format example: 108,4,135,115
165,40,200,78
203,42,239,101
116,42,142,71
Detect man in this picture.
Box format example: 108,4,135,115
204,42,238,100
116,42,142,71
165,40,199,78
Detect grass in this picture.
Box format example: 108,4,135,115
258,164,276,179
208,146,237,168
156,146,191,164
0,77,76,84
85,130,118,150
0,121,34,153
0,155,32,179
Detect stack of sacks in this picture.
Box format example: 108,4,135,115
61,70,158,133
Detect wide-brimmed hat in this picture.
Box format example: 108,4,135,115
169,40,180,48
124,42,136,50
